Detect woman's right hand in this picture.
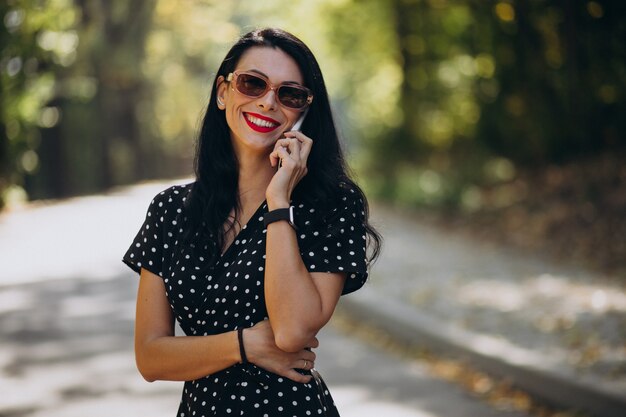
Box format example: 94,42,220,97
243,320,318,383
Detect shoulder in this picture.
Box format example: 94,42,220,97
150,182,193,205
295,182,365,228
337,182,364,207
328,182,366,220
146,182,194,219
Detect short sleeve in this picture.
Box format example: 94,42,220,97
300,189,369,295
122,191,168,278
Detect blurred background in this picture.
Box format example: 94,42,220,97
1,1,626,416
1,0,625,272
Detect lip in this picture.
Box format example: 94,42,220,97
243,112,281,133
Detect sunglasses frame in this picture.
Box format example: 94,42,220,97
226,71,314,110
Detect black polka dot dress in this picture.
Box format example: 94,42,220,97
123,183,369,417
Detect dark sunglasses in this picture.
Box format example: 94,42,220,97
226,71,314,110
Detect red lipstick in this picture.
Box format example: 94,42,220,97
243,112,280,133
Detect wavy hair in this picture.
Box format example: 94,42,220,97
183,28,381,265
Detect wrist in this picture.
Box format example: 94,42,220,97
264,206,297,230
266,198,290,211
240,327,257,364
237,328,248,364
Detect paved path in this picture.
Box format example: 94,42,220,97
0,274,530,417
357,202,626,417
0,180,534,417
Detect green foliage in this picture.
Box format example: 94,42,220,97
367,0,626,209
1,0,624,212
0,0,79,208
475,0,626,164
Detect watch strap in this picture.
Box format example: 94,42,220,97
263,206,296,229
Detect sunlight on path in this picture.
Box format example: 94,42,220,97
333,386,439,417
0,181,175,285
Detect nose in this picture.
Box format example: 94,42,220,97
257,89,278,111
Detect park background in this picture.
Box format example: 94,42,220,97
1,0,625,275
1,1,626,416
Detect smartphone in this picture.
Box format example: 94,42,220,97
291,108,308,132
278,109,308,168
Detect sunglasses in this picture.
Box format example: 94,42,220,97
226,71,313,110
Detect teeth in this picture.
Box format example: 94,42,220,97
246,114,277,128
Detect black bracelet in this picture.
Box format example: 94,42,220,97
237,327,248,364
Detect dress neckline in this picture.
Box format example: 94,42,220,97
220,200,267,259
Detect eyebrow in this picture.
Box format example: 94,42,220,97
241,68,303,85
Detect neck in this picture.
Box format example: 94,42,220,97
235,146,275,206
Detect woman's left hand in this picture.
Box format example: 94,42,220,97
266,131,313,209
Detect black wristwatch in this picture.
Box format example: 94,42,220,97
263,206,297,229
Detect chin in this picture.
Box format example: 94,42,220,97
234,132,280,153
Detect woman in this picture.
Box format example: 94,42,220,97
123,28,381,416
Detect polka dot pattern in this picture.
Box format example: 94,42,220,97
123,183,368,416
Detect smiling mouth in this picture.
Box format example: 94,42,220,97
244,112,280,133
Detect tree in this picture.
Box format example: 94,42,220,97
0,0,79,207
31,0,158,199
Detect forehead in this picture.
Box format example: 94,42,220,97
236,46,304,84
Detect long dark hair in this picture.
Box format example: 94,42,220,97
183,28,381,265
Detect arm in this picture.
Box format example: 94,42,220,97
135,268,316,382
264,220,346,352
134,268,240,381
265,132,347,352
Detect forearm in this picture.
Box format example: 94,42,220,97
264,220,327,352
136,331,240,382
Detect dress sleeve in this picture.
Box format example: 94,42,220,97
122,191,168,278
300,189,369,295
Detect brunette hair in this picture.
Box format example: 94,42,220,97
183,28,381,264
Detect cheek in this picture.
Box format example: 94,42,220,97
286,111,302,126
225,102,243,128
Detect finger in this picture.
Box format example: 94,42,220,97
292,141,302,164
293,359,311,371
307,337,320,349
281,137,301,160
275,146,294,168
273,138,292,152
284,369,312,384
283,131,310,142
301,350,316,363
298,136,313,160
272,139,299,167
283,131,312,161
274,137,301,152
269,149,280,167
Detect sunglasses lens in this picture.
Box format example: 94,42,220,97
278,86,309,109
236,74,267,97
233,72,311,109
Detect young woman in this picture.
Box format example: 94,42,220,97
123,27,381,417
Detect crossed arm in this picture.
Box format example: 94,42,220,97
134,264,344,383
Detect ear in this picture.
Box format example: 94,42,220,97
216,75,227,110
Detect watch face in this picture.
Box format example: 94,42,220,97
288,206,296,229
